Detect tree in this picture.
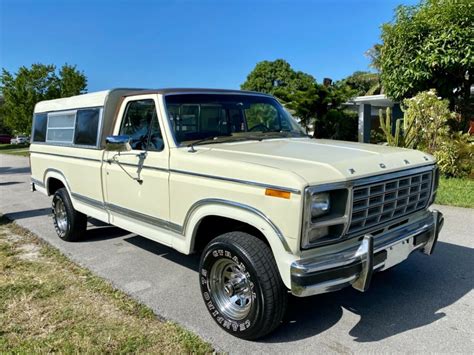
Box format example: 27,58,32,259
379,0,473,130
365,44,382,72
59,64,87,97
241,59,316,98
0,63,87,133
242,59,357,139
338,71,382,96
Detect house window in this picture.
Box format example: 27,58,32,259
46,111,76,143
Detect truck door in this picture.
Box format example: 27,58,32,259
103,94,172,241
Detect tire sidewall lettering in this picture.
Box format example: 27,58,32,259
200,246,259,333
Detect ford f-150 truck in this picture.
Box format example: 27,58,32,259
30,88,444,339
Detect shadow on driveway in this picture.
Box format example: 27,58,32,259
263,241,473,343
0,181,23,187
77,218,132,242
124,235,201,272
122,236,472,343
0,166,31,175
5,207,51,220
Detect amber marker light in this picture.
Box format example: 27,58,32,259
265,188,291,199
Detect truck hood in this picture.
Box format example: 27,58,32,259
198,138,435,186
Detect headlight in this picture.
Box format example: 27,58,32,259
311,192,330,218
302,187,349,249
307,226,329,244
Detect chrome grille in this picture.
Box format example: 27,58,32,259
348,170,433,234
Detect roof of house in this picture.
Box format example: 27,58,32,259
348,94,394,107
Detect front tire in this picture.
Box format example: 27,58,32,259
199,232,287,340
52,188,87,242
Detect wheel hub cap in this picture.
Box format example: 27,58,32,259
209,258,253,320
54,199,68,234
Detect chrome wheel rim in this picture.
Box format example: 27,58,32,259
209,258,253,320
54,198,68,234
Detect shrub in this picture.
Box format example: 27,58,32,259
380,90,473,178
402,90,453,152
434,132,474,178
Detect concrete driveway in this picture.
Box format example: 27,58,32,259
1,153,473,353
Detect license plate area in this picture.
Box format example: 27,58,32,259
381,237,413,270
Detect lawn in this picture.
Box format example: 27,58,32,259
0,144,30,157
436,177,474,208
0,217,212,353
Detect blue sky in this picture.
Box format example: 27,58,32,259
1,0,417,92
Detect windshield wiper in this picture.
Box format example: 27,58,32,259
187,135,230,152
187,135,265,152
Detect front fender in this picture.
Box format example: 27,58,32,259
183,199,298,289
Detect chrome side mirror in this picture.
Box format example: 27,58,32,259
105,135,131,152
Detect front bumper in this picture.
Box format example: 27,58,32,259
291,209,444,297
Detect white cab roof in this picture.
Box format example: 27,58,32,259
34,90,113,113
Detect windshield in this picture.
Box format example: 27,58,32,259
164,93,306,146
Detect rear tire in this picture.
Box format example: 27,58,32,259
52,187,87,242
199,232,287,340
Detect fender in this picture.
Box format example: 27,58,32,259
43,168,72,196
182,198,297,288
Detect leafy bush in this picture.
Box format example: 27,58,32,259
433,132,474,178
402,90,453,152
380,90,473,178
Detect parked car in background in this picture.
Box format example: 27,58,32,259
10,135,29,145
0,134,13,144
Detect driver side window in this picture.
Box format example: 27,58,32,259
119,99,164,151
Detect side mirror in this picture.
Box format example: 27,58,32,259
105,135,131,152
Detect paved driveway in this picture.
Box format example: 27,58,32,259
1,153,473,353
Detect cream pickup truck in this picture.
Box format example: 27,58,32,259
30,88,444,339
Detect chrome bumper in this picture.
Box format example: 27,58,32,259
291,210,444,297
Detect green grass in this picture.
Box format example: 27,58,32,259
436,177,474,208
0,143,27,150
0,216,213,353
0,144,29,157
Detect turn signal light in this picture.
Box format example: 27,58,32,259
265,188,291,199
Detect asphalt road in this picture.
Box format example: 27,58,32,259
1,153,473,353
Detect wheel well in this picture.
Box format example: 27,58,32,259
192,215,270,252
47,178,65,196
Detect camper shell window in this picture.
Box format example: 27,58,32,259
74,108,101,146
32,113,48,142
46,111,76,143
32,107,102,147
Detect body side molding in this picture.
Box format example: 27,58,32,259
39,172,293,253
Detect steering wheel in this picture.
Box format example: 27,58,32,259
248,123,269,132
131,134,148,150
